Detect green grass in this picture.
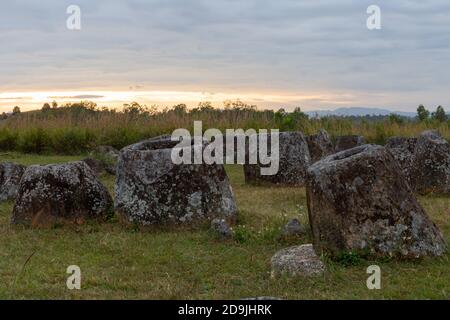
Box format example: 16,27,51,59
0,152,83,166
1,103,449,154
0,154,448,299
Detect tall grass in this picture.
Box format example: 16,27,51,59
0,102,448,154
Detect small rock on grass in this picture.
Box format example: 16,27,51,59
271,244,325,277
281,218,305,237
210,218,233,240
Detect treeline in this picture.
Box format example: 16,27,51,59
0,100,448,155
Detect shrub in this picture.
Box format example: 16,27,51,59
50,129,96,154
335,251,364,266
0,102,448,154
0,128,18,151
233,225,254,244
17,128,50,154
100,127,147,150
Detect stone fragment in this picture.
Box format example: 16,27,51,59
210,218,233,239
281,218,305,237
271,244,325,277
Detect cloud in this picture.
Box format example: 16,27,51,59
0,96,32,100
0,1,449,111
48,95,104,99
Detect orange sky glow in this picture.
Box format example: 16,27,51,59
0,90,357,113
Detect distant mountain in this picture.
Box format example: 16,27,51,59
306,107,417,118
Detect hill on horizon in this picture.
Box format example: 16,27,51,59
305,107,418,118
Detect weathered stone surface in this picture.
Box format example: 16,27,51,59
334,135,365,152
120,135,173,153
306,144,446,258
306,129,334,163
82,158,104,175
0,162,26,202
104,165,117,175
115,136,237,226
271,244,325,277
210,218,233,239
281,218,305,237
243,131,311,186
11,161,113,227
410,130,450,194
385,136,417,184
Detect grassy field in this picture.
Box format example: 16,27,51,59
1,103,449,155
0,152,448,299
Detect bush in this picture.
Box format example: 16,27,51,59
233,225,254,244
50,129,96,154
0,102,449,154
0,128,18,151
335,251,364,266
100,127,147,150
17,128,50,154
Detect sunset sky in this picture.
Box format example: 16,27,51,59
1,1,449,112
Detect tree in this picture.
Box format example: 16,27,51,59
123,102,148,116
0,112,7,120
417,105,429,121
198,101,213,111
52,100,58,109
223,99,257,110
172,104,187,116
12,106,21,115
42,103,51,111
292,107,309,121
432,105,447,122
79,100,97,111
274,108,287,123
389,113,404,125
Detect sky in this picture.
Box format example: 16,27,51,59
1,0,449,112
